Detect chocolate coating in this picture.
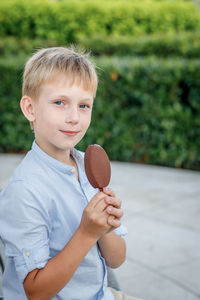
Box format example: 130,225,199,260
84,144,111,189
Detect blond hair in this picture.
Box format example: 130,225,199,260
22,46,98,100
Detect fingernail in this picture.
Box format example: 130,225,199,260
109,217,114,225
107,206,112,213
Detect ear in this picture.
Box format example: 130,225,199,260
20,96,36,122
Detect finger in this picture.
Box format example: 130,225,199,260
106,206,123,219
104,197,121,208
95,198,108,212
107,216,121,228
103,187,116,197
89,192,107,209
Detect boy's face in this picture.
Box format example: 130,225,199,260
31,74,94,159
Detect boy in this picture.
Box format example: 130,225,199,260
0,47,138,300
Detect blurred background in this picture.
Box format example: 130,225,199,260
0,0,200,170
0,0,200,299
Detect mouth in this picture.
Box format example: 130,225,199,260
60,130,80,137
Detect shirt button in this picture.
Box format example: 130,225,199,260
71,169,75,175
104,280,106,286
25,251,31,257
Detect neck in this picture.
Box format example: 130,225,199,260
35,140,73,166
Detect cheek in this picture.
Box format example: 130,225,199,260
82,113,92,129
40,108,61,127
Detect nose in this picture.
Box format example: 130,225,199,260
65,105,79,125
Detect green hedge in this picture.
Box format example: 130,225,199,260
78,31,200,58
0,57,34,151
90,56,200,170
1,30,200,58
0,55,199,170
0,37,57,57
0,0,199,43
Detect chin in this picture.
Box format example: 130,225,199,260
57,140,79,150
50,134,83,150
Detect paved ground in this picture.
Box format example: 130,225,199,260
0,154,200,299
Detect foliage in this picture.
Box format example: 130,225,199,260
2,30,200,59
0,57,34,152
0,0,199,43
0,55,199,170
78,31,200,58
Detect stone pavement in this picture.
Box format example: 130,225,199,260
0,154,200,300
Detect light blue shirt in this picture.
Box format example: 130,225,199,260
0,141,127,300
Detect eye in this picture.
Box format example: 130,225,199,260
54,100,64,106
80,104,89,109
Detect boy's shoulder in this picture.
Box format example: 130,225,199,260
0,146,55,210
8,148,46,185
3,144,86,194
6,146,85,188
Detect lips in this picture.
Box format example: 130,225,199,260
60,130,80,137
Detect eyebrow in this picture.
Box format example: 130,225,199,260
51,95,93,101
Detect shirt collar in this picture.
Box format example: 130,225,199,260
31,140,84,175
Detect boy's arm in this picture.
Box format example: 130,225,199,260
98,187,126,268
98,231,126,268
23,192,113,300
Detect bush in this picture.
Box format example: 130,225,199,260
0,54,199,170
1,30,200,59
0,56,34,152
0,0,199,43
0,37,57,57
90,56,200,170
78,31,200,58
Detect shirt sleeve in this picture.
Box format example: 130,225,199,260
114,224,128,236
0,180,51,283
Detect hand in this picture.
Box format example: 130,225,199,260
79,191,113,240
103,187,123,228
